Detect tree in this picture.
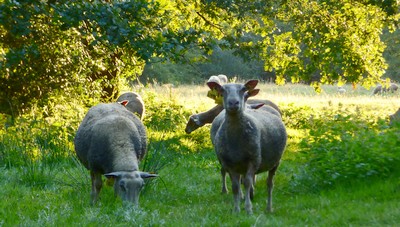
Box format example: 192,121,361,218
1,0,398,116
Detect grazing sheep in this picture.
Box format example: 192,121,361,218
185,99,282,134
373,85,383,95
337,87,346,94
389,83,399,92
116,92,145,120
74,102,157,205
389,108,400,125
372,83,399,95
208,80,287,214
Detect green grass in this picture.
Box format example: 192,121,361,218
0,83,399,226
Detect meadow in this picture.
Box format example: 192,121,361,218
0,82,399,226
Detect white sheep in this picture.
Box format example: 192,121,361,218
208,80,287,214
217,74,228,84
337,87,346,94
185,99,282,134
74,102,157,205
207,75,221,84
116,92,145,120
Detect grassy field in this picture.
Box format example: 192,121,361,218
0,82,399,226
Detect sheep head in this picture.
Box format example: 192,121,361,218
185,115,202,134
207,80,259,114
104,171,158,205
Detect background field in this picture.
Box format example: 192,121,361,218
0,83,399,226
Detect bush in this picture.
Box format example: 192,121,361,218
290,105,400,192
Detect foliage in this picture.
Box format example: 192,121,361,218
267,1,391,88
382,28,400,82
286,104,400,192
0,115,75,189
1,0,399,117
141,48,266,85
143,91,190,132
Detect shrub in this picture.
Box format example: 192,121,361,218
290,105,400,192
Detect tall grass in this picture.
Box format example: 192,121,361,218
0,83,399,226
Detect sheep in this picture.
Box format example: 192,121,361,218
372,83,399,95
372,85,383,94
217,74,228,84
116,92,145,120
207,75,221,84
74,101,157,205
389,108,400,125
185,99,282,134
208,80,287,214
337,87,346,94
389,83,399,92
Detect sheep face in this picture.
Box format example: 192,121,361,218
105,171,157,205
185,115,202,134
207,80,259,114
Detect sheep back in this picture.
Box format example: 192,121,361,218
74,102,147,173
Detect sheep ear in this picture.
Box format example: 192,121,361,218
245,80,259,90
248,103,265,109
104,172,124,179
118,100,129,107
207,82,224,104
247,89,259,97
139,172,158,178
207,81,223,93
244,88,260,100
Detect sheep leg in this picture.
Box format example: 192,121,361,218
90,171,103,205
266,165,279,212
221,167,228,194
244,170,255,215
229,172,241,213
250,174,256,201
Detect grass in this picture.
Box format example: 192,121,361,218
0,83,399,226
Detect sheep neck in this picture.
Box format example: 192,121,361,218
224,110,249,131
198,104,224,124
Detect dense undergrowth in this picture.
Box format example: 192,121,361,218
0,85,399,225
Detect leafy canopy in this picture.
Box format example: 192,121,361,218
0,0,398,116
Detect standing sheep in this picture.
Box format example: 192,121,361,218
372,83,399,95
74,102,157,205
337,87,346,94
208,80,287,214
116,92,145,120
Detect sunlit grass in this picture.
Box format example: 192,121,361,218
0,83,399,226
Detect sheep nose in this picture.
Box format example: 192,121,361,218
229,100,239,107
